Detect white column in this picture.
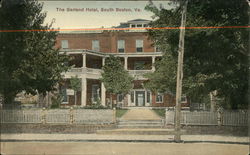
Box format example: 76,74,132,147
124,56,128,70
101,82,106,106
102,57,105,67
81,76,87,107
82,53,86,68
127,93,131,107
152,56,156,71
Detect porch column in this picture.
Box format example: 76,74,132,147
82,53,86,68
127,93,131,106
81,76,87,107
102,57,105,67
101,82,106,106
124,56,128,70
152,56,156,71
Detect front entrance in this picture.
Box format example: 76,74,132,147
135,91,145,106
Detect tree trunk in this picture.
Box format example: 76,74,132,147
3,91,15,105
174,0,188,143
38,93,46,108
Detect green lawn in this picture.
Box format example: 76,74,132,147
116,109,128,118
152,109,166,118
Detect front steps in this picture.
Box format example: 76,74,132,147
117,119,165,128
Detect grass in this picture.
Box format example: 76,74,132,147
116,109,128,118
152,109,166,118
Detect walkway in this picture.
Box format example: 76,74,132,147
120,108,162,120
1,134,248,144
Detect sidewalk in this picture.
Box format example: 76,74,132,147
1,133,249,144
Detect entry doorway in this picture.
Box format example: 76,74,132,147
135,91,145,106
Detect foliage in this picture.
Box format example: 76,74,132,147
100,55,134,96
116,109,128,118
50,94,62,109
145,0,249,109
152,108,166,118
144,52,177,93
84,104,108,109
0,0,68,104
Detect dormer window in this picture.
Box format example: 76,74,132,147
131,24,136,28
137,24,142,27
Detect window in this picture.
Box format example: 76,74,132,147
92,40,100,51
181,95,187,103
137,24,142,27
117,40,125,53
136,40,143,52
131,24,136,28
61,88,68,104
146,91,151,103
156,93,163,103
117,94,124,103
61,40,68,49
144,24,148,27
155,45,161,52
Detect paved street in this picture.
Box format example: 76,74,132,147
1,142,248,155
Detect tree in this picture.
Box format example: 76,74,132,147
0,0,68,106
70,76,81,106
100,55,134,107
145,0,249,109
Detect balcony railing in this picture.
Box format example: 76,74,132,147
66,68,152,78
67,67,102,75
128,70,153,76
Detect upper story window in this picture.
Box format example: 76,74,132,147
137,24,143,27
92,40,100,51
117,40,125,53
155,45,161,52
156,93,163,103
136,40,143,52
117,94,124,103
61,40,68,49
181,95,187,103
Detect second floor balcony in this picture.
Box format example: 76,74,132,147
62,50,162,79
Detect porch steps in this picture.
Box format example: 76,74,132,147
96,128,186,135
117,119,165,128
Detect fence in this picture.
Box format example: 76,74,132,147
165,111,248,126
0,108,114,124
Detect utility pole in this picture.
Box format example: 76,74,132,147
174,0,188,142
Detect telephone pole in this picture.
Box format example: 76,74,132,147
174,0,188,142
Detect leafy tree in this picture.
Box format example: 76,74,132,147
100,55,134,107
145,0,249,109
0,0,68,106
69,76,81,106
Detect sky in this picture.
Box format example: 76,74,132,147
41,1,174,29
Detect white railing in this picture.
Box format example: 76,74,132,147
0,109,113,124
165,111,247,126
128,70,153,76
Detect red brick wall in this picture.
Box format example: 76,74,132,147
56,31,155,53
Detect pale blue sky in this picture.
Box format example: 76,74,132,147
41,1,173,29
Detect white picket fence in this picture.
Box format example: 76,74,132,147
165,111,248,126
0,109,114,124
